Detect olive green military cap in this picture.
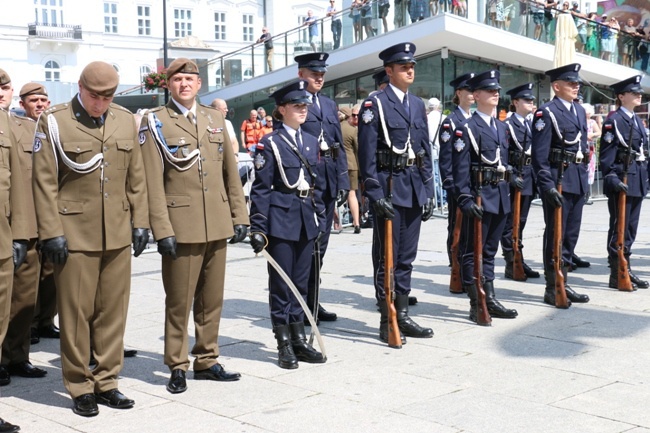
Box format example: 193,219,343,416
79,61,119,97
19,82,48,98
166,58,199,80
0,69,11,86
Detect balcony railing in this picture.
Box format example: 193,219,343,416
28,22,82,40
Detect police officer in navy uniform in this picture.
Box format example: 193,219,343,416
599,75,649,289
249,80,327,369
501,83,540,280
438,72,474,270
295,52,349,323
452,70,518,323
531,63,590,307
358,42,435,343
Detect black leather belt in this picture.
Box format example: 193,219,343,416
376,149,425,171
320,143,340,159
549,148,588,166
472,166,510,185
509,150,531,166
616,148,644,165
273,185,313,198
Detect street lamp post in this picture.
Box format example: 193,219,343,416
163,0,169,103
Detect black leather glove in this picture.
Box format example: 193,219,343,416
336,189,349,207
41,236,68,265
315,230,325,244
157,236,177,260
229,225,248,244
12,240,28,270
132,228,149,257
421,198,434,222
544,188,564,208
250,232,266,254
373,197,395,220
511,176,524,190
460,200,483,219
614,181,628,193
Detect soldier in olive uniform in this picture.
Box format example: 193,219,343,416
0,97,30,433
0,77,49,382
32,61,150,417
139,58,249,395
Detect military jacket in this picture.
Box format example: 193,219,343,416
250,127,326,241
531,97,588,196
140,100,248,244
439,106,470,191
9,114,38,238
504,115,534,196
599,108,649,197
32,97,148,252
358,85,434,208
452,112,511,215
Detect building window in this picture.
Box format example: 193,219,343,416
137,5,150,36
214,12,226,40
174,8,192,37
140,65,152,79
34,0,64,26
242,14,253,42
104,2,118,33
45,60,60,82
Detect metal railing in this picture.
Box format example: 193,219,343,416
28,22,82,40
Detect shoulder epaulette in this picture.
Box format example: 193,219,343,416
109,103,132,113
148,106,164,113
44,103,68,115
11,113,35,123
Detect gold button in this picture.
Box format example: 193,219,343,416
171,200,176,205
76,146,81,152
104,193,109,198
63,208,67,213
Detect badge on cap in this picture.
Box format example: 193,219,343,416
254,153,265,169
33,137,42,153
535,118,545,131
490,71,495,78
574,64,579,71
454,137,465,152
405,43,411,52
603,131,614,143
362,108,374,124
299,81,305,90
441,131,451,142
139,131,146,145
319,54,325,61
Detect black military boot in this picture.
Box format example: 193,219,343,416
378,301,406,345
273,325,298,370
543,267,571,308
626,254,649,289
394,294,433,338
289,322,325,364
608,257,619,289
503,250,514,280
562,265,590,303
484,280,517,318
521,252,540,278
464,283,479,323
571,253,591,268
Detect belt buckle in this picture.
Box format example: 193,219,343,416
406,158,414,167
524,156,531,166
575,154,583,164
298,189,309,198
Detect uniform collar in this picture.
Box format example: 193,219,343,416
389,83,407,103
620,106,635,118
475,109,493,127
171,98,197,118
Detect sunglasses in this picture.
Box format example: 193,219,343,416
351,113,358,117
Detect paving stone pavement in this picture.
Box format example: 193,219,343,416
2,199,650,433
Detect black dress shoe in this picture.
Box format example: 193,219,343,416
38,324,60,339
572,254,591,268
194,364,241,382
565,285,590,303
30,328,39,345
0,418,20,433
408,296,418,306
72,393,99,417
124,349,138,358
543,291,571,309
166,369,187,394
95,389,134,409
8,361,47,378
353,225,361,234
0,366,10,386
522,262,540,278
317,305,337,322
629,271,649,289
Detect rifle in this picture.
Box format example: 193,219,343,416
384,134,401,348
616,121,634,291
474,138,491,326
511,128,527,281
553,132,569,308
449,208,464,293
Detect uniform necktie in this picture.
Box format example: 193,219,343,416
187,111,196,125
491,117,498,135
403,94,410,117
295,130,303,152
313,94,321,117
570,103,577,117
92,116,104,127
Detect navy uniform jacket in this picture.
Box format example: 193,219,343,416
302,94,350,198
599,108,649,197
439,107,469,191
531,97,588,196
504,115,534,196
358,85,434,207
452,112,511,215
250,127,326,241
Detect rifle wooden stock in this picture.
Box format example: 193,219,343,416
384,217,402,348
511,188,526,281
616,186,633,291
449,208,464,293
474,172,491,326
553,183,569,308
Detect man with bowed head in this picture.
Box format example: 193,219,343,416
32,61,149,416
139,58,248,395
358,42,435,344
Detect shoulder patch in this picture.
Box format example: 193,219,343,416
604,124,613,130
254,153,265,169
534,118,545,131
139,125,148,133
364,100,373,107
603,131,614,143
442,123,450,129
256,142,265,150
33,137,42,153
139,131,147,145
535,110,543,117
454,137,465,152
440,130,451,142
455,130,463,137
35,132,46,139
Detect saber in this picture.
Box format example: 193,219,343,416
260,249,327,359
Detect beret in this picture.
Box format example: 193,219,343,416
19,82,48,98
166,58,199,79
79,61,119,97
